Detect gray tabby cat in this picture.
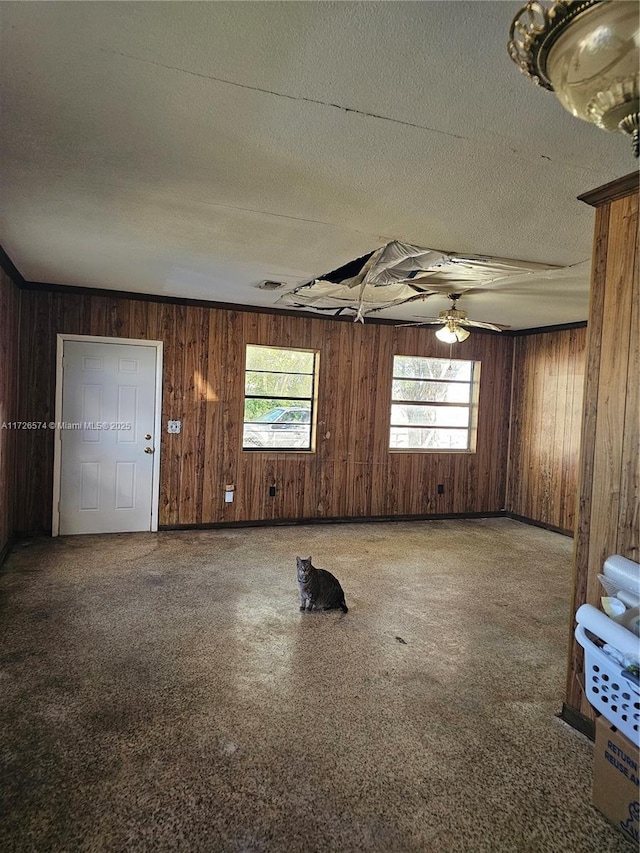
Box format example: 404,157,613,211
297,556,348,613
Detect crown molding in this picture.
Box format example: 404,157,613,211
577,171,639,208
0,246,26,286
4,250,589,337
510,320,587,336
19,279,511,333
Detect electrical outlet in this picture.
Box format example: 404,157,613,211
167,420,182,434
269,485,276,497
437,484,445,495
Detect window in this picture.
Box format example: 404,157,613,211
243,345,317,451
390,355,480,451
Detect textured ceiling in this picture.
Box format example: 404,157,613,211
0,1,634,329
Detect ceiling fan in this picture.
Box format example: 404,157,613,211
401,293,510,343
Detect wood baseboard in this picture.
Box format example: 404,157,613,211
559,703,595,741
159,511,508,532
0,534,16,568
504,512,573,538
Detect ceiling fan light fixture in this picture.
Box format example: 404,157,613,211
435,324,456,343
508,0,640,157
435,321,470,344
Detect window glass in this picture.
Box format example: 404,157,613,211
390,356,479,452
243,346,317,451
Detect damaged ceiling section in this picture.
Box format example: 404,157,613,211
278,241,561,323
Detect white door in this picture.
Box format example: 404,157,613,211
57,339,161,535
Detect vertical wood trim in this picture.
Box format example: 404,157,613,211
575,205,609,548
585,195,635,604
566,204,609,713
566,185,639,718
619,240,639,563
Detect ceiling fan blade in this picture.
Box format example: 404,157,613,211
395,318,445,327
398,315,510,331
460,319,511,331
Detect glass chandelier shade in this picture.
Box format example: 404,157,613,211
508,1,640,156
435,322,471,344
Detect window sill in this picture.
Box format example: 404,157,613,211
242,448,316,454
388,448,476,454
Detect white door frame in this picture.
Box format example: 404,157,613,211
52,334,163,537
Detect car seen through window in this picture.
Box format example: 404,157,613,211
243,407,311,449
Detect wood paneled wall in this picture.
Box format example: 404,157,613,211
0,270,21,558
15,289,513,532
565,176,639,719
507,327,586,533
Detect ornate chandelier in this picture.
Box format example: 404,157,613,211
508,1,639,156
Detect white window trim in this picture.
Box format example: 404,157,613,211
389,356,480,453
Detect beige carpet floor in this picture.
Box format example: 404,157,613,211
0,518,630,852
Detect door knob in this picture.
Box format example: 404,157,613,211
144,433,152,440
144,446,154,454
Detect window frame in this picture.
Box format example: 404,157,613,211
389,355,480,453
242,344,319,453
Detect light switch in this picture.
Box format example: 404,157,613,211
167,420,182,434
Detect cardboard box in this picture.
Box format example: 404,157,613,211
593,715,640,845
